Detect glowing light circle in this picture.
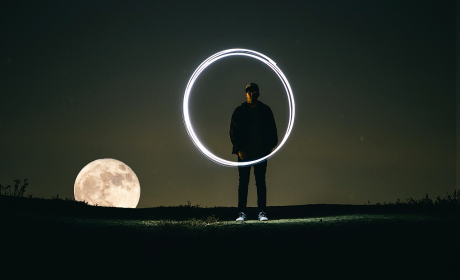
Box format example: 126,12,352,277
183,48,295,167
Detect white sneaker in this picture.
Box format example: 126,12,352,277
258,212,268,221
236,212,247,222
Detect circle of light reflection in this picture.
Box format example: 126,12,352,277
183,48,295,167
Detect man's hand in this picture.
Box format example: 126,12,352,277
238,151,247,160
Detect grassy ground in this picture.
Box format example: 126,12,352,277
0,195,458,278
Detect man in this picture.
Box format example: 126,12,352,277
229,83,278,221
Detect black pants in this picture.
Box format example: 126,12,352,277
238,157,267,213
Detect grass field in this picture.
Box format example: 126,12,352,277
0,195,458,278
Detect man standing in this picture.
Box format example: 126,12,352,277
230,83,278,221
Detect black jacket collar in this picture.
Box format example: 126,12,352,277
241,100,266,108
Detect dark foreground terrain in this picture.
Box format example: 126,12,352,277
0,196,458,279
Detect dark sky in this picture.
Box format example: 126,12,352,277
1,1,457,208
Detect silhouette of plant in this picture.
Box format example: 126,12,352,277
13,180,20,196
183,201,201,208
0,179,29,197
434,189,460,206
381,191,459,207
375,190,460,217
4,185,11,196
19,179,28,197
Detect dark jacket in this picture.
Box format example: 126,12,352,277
229,101,278,155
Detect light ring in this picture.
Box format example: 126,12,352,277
183,48,295,167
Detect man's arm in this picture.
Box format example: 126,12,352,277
267,106,278,149
230,107,245,155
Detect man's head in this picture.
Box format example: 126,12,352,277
245,83,260,103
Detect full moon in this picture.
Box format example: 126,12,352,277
74,158,140,208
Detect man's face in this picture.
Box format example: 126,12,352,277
246,90,260,102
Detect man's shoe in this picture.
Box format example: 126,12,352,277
236,212,247,222
258,212,268,221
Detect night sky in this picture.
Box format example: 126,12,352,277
1,1,457,208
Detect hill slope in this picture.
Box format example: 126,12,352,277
0,196,458,278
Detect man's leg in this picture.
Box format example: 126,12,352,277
237,157,251,213
254,160,268,213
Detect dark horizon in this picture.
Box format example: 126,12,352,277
1,1,457,208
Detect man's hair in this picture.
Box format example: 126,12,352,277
245,83,259,93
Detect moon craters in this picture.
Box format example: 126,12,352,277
112,174,123,186
74,159,140,208
100,171,113,182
